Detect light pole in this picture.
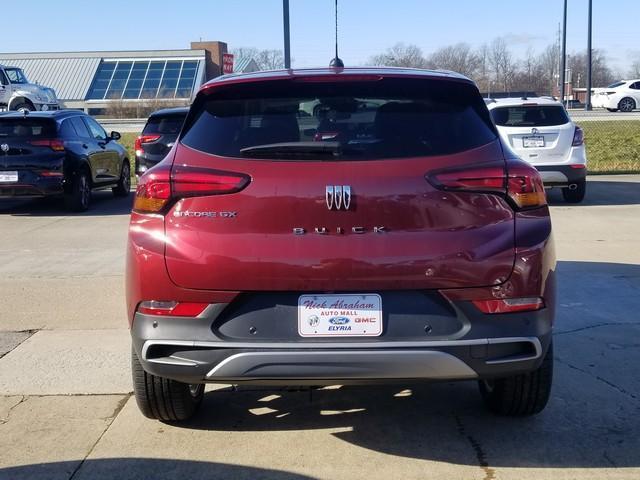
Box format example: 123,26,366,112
283,0,291,69
560,0,567,103
586,0,593,111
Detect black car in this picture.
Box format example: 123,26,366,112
135,107,188,175
0,110,130,211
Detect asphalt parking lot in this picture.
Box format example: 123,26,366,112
1,175,639,480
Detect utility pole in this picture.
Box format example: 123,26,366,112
586,0,593,111
560,0,567,103
283,0,291,69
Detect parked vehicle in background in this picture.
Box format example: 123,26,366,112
0,64,60,113
134,107,188,176
487,97,587,203
127,67,556,422
591,79,640,112
0,111,130,211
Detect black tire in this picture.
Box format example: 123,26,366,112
606,108,618,112
112,160,131,197
479,341,553,416
64,170,91,212
12,102,34,113
618,97,636,113
562,180,586,203
131,347,204,422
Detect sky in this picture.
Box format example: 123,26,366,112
1,0,637,75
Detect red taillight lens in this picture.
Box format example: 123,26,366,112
134,134,161,155
506,161,547,209
133,167,172,213
133,165,250,214
572,126,584,146
472,297,544,314
171,166,250,198
428,161,546,210
138,301,209,317
29,139,65,151
427,164,506,193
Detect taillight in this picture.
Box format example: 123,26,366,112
427,164,506,193
506,160,547,209
572,126,584,146
472,297,544,314
133,165,250,214
133,167,171,213
171,165,250,198
427,160,546,210
134,134,161,156
138,301,209,317
29,139,65,151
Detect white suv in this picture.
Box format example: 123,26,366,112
487,97,587,203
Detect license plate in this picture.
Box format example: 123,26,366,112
298,294,383,337
523,136,545,148
0,171,18,183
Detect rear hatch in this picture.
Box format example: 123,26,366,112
163,75,516,291
0,116,64,172
138,112,186,162
490,104,574,166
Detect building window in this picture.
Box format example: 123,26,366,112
87,59,200,100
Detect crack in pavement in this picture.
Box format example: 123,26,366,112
556,357,638,402
0,395,28,425
454,414,496,480
555,322,640,335
68,394,131,480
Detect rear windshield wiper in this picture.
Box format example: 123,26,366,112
240,142,363,160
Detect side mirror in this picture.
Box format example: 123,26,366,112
110,131,121,141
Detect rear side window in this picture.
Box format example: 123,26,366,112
491,106,570,127
0,118,56,138
143,114,186,135
181,78,497,160
70,117,91,138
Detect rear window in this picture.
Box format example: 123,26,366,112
180,78,497,160
143,114,187,135
490,106,570,127
0,118,56,138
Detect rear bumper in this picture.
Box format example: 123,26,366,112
536,165,587,187
0,178,64,198
131,298,553,385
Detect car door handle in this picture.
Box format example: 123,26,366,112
82,143,89,149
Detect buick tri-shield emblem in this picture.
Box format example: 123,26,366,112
0,144,9,153
326,185,351,210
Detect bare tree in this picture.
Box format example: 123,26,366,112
629,55,640,78
568,49,616,88
488,37,517,92
231,47,285,70
369,43,428,68
426,43,481,78
256,49,285,70
538,43,560,95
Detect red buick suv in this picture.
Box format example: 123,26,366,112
126,67,555,421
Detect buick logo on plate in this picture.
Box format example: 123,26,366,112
308,315,319,327
326,185,351,210
0,144,9,153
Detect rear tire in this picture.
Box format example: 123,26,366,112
131,348,204,422
618,97,636,113
112,160,131,197
479,341,553,416
562,179,586,203
64,170,91,212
